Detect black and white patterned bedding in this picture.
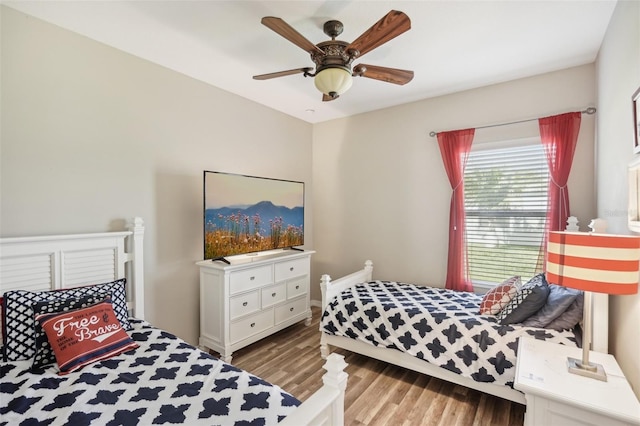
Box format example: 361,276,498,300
321,281,580,388
1,319,300,425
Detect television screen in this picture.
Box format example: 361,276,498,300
203,171,304,261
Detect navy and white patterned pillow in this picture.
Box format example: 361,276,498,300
32,293,109,370
497,275,550,325
3,278,130,361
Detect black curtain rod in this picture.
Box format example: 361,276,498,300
428,107,597,137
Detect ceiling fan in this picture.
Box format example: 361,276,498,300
253,10,414,102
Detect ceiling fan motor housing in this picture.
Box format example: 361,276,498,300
312,40,355,75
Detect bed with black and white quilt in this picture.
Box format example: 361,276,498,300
1,220,348,426
320,280,580,389
1,318,300,426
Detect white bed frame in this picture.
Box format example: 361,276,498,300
319,260,609,405
0,218,347,426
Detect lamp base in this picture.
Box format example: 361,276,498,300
567,357,607,382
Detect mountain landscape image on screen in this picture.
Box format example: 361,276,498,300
204,200,304,259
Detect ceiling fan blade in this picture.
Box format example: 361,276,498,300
253,67,313,80
346,10,411,58
322,93,339,102
261,17,324,55
353,64,414,85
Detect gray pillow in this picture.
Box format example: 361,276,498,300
521,284,581,328
498,281,550,325
545,292,584,331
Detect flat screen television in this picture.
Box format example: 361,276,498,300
203,171,304,262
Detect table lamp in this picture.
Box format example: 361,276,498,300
546,231,640,381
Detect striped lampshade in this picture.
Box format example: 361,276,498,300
547,231,640,295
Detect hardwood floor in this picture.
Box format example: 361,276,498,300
215,307,525,426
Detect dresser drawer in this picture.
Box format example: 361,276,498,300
229,291,259,320
229,265,273,294
275,297,308,324
261,283,286,308
274,258,309,281
230,310,274,343
287,276,308,299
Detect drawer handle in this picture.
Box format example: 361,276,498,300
289,267,294,271
250,322,256,328
289,307,294,312
250,276,255,281
242,301,248,307
295,285,300,290
272,292,276,297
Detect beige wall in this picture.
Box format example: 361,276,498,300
312,65,597,299
595,0,640,397
0,6,314,345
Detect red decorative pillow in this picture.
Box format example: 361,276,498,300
35,300,138,375
479,276,521,315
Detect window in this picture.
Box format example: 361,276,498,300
464,141,549,285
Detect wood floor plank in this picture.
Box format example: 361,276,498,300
472,394,496,426
424,381,456,426
351,365,408,424
369,401,401,425
399,374,435,425
214,306,525,425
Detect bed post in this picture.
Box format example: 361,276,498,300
363,259,373,280
320,260,375,358
279,353,348,426
320,274,332,358
127,217,145,319
320,274,332,311
322,353,348,426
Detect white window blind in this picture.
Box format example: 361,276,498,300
464,143,549,284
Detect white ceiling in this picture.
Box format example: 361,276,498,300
4,0,617,124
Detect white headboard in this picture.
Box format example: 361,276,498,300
0,217,145,319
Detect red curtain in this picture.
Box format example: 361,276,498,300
437,129,475,292
538,112,581,267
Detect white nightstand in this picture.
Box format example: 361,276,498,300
515,337,640,426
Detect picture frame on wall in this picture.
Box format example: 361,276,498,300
629,157,640,232
634,86,640,154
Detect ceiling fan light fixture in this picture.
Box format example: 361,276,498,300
314,67,353,98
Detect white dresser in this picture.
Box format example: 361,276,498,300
196,250,314,363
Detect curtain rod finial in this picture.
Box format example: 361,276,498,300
429,131,437,137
